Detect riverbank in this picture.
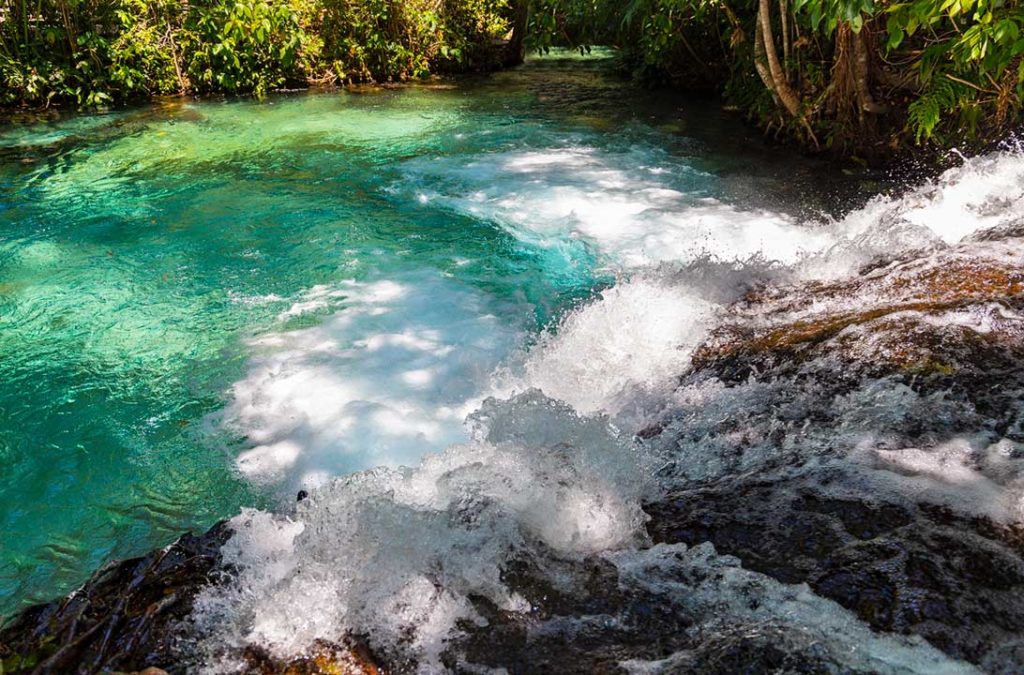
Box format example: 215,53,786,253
0,0,525,108
5,0,1022,163
4,63,1012,171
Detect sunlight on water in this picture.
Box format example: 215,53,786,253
224,270,526,495
0,51,852,616
189,144,1024,674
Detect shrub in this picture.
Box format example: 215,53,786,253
0,0,513,106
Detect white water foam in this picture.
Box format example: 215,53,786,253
838,150,1024,245
400,145,834,269
487,149,1024,426
800,150,1024,279
197,148,1024,671
402,144,1024,280
492,276,716,419
193,392,647,671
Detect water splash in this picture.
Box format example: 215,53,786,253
191,128,1024,673
192,392,647,671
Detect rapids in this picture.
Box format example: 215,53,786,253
185,147,1024,675
0,50,846,614
2,50,1023,674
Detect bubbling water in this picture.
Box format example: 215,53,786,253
193,149,1024,671
193,392,648,671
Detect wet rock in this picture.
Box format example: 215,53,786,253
0,520,381,675
641,229,1024,670
644,472,1024,666
450,552,668,673
240,640,380,675
449,541,965,674
692,236,1024,415
0,523,231,674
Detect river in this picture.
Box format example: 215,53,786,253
2,50,1022,673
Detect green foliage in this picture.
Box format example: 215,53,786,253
885,0,1024,140
439,0,514,70
0,0,124,106
536,0,1023,153
1,0,1020,153
0,0,512,106
907,76,958,141
527,0,609,50
185,0,309,95
109,0,185,94
793,0,874,33
320,0,436,81
312,0,509,83
629,0,723,80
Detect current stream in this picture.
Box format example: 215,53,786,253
0,50,852,615
3,49,1024,673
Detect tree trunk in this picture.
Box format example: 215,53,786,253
853,26,887,114
504,0,529,67
830,22,887,123
754,0,801,117
779,0,790,80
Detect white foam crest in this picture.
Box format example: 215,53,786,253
222,273,525,494
796,150,1024,280
403,147,1024,284
841,151,1024,245
852,434,1024,524
191,392,647,670
484,150,1024,431
400,146,834,269
491,274,717,422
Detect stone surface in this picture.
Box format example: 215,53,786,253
0,521,380,674
1,522,231,674
645,473,1024,670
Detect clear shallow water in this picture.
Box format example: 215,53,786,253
0,52,858,616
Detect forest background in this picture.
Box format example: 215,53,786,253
1,0,1021,157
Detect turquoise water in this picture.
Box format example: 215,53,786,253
0,53,849,616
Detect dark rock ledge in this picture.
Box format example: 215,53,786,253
4,227,1024,674
0,522,232,674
